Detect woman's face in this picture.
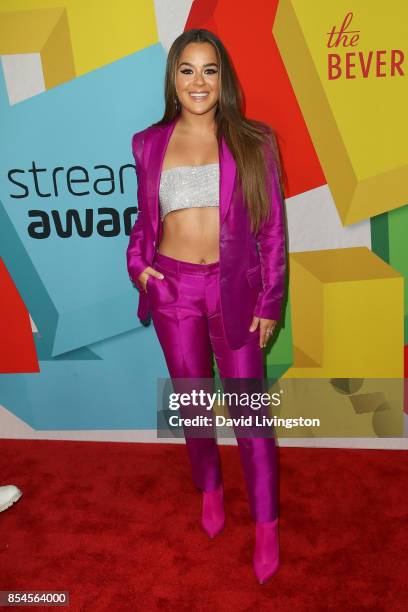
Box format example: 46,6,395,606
175,42,220,116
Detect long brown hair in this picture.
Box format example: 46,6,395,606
151,28,285,235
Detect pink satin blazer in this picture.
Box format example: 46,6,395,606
126,114,287,350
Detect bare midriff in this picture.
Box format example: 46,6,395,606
157,206,219,264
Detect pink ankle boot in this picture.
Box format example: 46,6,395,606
201,484,225,538
253,518,280,584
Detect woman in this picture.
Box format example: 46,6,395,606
126,29,287,584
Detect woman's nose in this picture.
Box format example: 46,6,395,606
193,72,205,85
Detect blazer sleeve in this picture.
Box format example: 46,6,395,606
253,139,287,321
126,132,150,292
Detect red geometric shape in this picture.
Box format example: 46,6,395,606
0,258,39,373
404,344,408,379
186,0,326,198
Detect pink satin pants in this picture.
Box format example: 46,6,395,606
147,251,278,522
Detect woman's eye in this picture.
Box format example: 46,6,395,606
180,69,218,75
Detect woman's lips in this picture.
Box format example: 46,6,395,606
189,92,209,102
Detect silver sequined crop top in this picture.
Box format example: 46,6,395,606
159,163,219,221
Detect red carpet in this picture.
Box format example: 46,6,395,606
1,439,407,611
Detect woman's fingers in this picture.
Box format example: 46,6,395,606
259,319,277,348
138,266,165,292
249,316,260,333
250,316,277,347
148,267,165,279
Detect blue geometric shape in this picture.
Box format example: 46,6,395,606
0,323,169,430
0,43,166,357
0,43,176,431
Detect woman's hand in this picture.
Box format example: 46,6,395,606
249,316,277,348
138,266,165,293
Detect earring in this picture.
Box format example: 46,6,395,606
174,96,180,111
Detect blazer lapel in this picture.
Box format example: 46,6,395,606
219,132,236,227
146,117,178,239
147,114,236,238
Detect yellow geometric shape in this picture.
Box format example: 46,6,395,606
284,247,404,377
0,1,157,88
274,1,408,225
0,8,75,89
273,378,403,438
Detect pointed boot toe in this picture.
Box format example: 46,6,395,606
201,484,225,538
253,518,280,584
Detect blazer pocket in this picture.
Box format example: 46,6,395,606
246,264,262,289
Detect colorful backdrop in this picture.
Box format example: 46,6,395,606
0,0,407,447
